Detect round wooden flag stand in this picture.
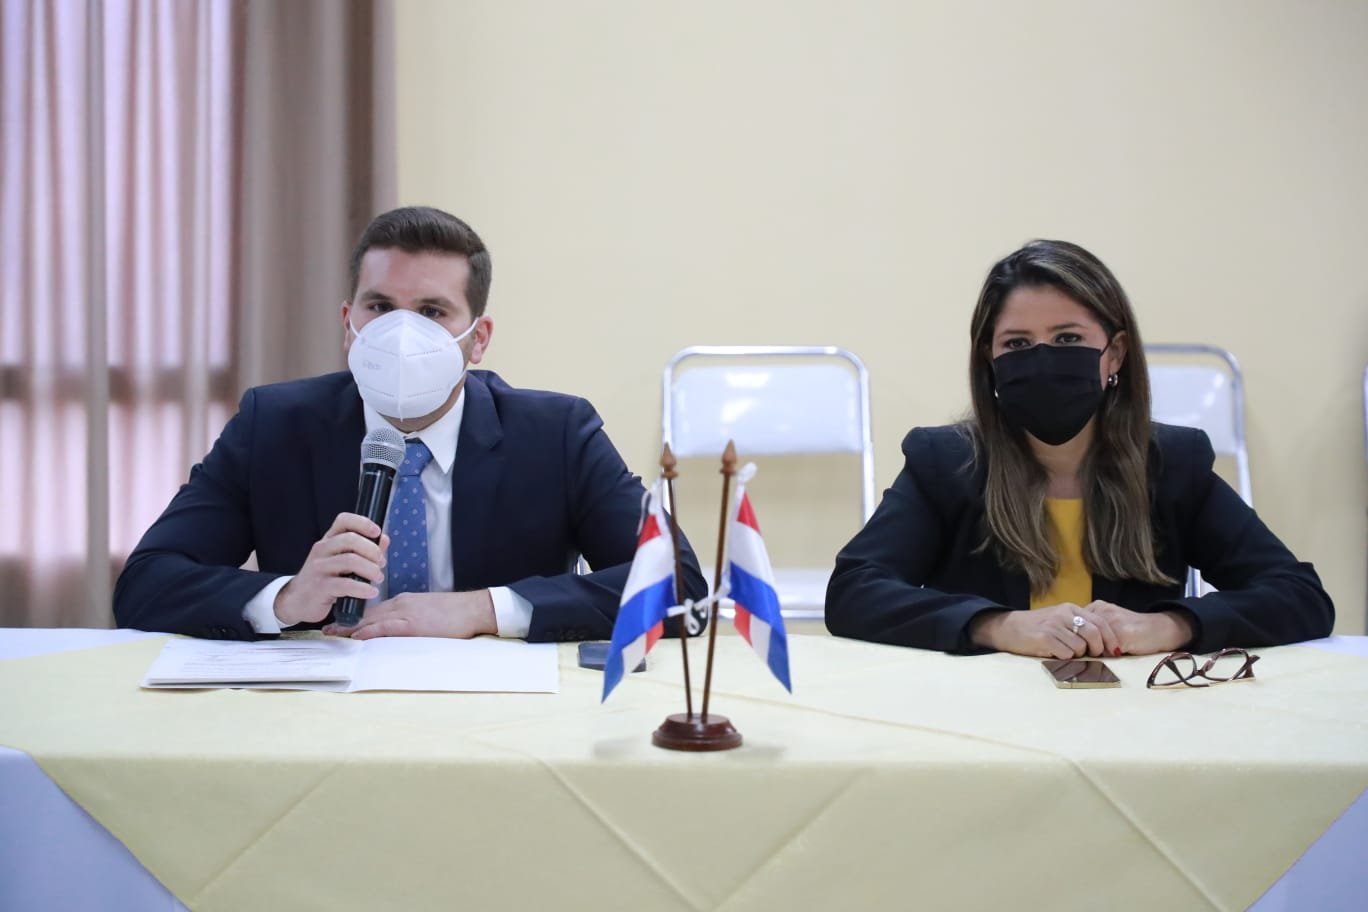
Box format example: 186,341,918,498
652,712,743,752
650,442,744,753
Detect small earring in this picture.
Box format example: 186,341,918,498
1107,373,1119,388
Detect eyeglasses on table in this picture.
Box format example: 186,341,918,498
1146,647,1260,689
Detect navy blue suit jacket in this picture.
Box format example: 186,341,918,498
113,370,707,641
826,423,1334,654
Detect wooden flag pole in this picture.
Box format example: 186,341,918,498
651,440,742,752
660,444,694,719
700,440,737,720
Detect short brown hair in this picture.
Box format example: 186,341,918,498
348,206,492,316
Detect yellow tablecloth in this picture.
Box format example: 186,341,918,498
1,635,1366,911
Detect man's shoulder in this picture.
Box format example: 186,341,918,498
238,371,357,429
245,371,354,405
469,371,617,456
473,370,593,418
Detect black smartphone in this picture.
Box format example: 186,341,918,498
1042,658,1121,688
578,641,644,673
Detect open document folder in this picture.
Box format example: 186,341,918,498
141,636,559,693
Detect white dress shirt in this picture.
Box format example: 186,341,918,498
242,387,534,637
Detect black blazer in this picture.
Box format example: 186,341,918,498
113,370,707,642
825,423,1334,654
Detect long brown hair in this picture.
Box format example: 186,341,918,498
965,239,1175,592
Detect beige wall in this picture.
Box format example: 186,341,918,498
395,0,1368,633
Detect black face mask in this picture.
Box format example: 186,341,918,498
992,344,1106,445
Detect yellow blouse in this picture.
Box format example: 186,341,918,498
1031,498,1092,609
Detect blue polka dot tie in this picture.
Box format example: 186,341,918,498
386,440,433,596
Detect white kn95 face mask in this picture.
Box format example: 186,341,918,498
347,309,480,420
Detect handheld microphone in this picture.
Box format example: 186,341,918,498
333,426,407,627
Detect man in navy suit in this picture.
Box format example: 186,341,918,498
114,206,706,642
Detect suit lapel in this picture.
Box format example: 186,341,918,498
450,373,505,587
313,378,366,539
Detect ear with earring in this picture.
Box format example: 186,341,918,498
1107,373,1119,388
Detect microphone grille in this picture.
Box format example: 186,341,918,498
360,426,407,470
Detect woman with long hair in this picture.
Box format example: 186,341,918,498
825,240,1333,657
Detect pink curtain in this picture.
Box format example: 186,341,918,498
0,0,392,627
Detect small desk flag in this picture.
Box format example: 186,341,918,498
722,464,798,691
725,465,791,691
602,480,676,701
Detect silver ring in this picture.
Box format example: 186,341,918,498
1070,615,1085,635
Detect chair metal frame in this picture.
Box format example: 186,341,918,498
662,345,876,521
1147,343,1251,598
1147,343,1252,506
661,345,875,619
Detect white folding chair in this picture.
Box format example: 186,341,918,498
662,346,874,619
1147,344,1251,597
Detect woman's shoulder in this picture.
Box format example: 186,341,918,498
1150,422,1217,474
899,424,980,481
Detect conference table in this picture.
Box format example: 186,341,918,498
1,629,1366,911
